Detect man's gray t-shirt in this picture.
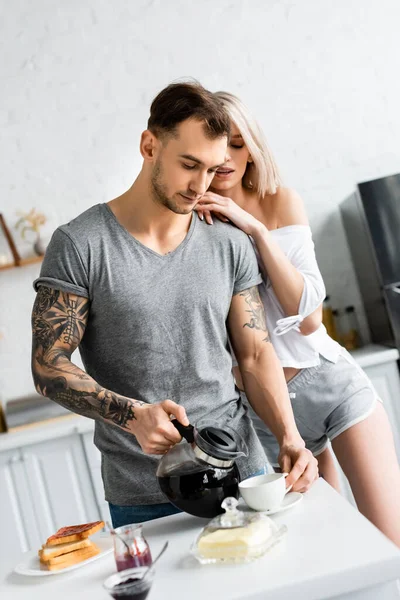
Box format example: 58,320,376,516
34,203,268,505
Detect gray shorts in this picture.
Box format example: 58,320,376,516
245,348,381,465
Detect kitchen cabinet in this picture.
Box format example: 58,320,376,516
0,449,41,561
81,430,110,524
363,360,400,461
0,430,102,563
21,433,100,543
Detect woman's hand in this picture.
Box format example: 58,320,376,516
195,192,262,236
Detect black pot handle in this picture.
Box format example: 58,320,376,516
172,419,195,443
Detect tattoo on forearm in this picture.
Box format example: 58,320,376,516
32,286,142,430
240,286,271,343
98,390,137,426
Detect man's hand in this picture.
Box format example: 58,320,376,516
129,399,189,455
278,443,319,492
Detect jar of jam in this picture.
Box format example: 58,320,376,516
111,524,152,572
103,566,155,600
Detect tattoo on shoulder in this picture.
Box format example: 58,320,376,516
32,286,59,316
239,286,271,343
32,286,89,355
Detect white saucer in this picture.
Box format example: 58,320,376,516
260,492,303,515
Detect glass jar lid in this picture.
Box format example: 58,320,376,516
190,497,287,565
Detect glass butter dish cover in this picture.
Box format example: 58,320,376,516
190,497,287,565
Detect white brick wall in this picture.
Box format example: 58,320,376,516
1,0,400,401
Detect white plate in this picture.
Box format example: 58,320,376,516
14,535,113,577
260,491,303,515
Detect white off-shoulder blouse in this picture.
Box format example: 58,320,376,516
248,225,341,369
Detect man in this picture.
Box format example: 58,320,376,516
31,81,317,527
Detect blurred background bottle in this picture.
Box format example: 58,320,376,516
322,296,338,341
332,309,340,342
0,400,7,434
340,305,361,350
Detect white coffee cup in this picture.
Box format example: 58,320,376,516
239,472,293,512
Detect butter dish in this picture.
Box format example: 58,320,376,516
190,497,287,565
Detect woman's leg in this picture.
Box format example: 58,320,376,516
315,447,341,493
331,402,400,547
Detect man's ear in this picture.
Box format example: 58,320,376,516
140,130,160,161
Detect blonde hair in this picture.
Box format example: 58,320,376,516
214,91,282,197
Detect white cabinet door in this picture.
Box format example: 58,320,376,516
362,361,400,463
0,449,41,562
22,433,100,542
81,430,110,524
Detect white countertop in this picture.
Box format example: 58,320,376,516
2,479,400,600
349,343,399,368
0,414,94,452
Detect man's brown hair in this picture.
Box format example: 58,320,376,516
147,80,230,141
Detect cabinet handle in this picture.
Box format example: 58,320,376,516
386,284,400,294
10,455,20,464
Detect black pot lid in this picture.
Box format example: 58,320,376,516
196,425,240,460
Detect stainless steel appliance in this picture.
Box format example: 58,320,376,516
340,173,400,348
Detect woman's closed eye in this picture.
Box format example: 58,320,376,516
183,163,218,174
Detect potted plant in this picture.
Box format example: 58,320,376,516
15,208,47,256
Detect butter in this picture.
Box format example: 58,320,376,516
197,521,272,559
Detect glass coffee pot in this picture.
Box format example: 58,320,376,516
156,419,247,519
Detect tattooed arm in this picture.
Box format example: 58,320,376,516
31,286,187,454
227,286,300,445
227,286,318,490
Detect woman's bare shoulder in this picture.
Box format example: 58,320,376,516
262,187,309,228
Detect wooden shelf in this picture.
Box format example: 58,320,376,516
0,214,44,272
19,256,43,266
0,256,43,271
0,262,15,272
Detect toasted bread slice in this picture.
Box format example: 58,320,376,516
39,538,91,560
41,543,100,570
45,521,104,546
41,541,99,565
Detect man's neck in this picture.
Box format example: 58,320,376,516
109,172,192,238
107,172,193,255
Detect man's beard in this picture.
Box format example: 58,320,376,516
151,158,194,215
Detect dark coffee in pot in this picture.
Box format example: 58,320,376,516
158,465,239,518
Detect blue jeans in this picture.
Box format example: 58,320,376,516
109,502,182,528
251,466,271,477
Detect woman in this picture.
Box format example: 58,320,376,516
195,91,400,546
